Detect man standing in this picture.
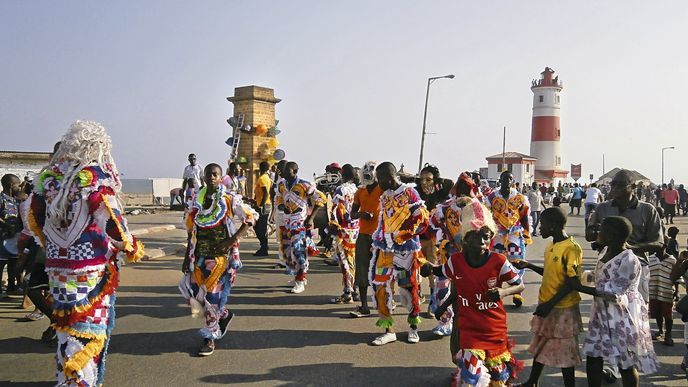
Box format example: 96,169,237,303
586,169,662,384
369,162,429,345
584,183,603,227
253,161,272,256
569,183,583,215
678,184,687,216
663,183,679,224
527,182,546,237
275,162,326,294
328,164,360,303
486,170,531,307
182,153,204,196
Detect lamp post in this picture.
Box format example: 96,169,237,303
418,74,454,173
661,146,675,185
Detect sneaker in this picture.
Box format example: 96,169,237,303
652,331,664,340
290,281,305,294
352,292,360,302
513,294,524,307
432,324,452,337
24,310,45,321
41,326,56,343
663,336,674,346
219,311,234,339
372,332,397,346
407,328,420,343
198,339,215,356
331,294,353,304
253,249,269,257
349,306,371,318
287,279,307,286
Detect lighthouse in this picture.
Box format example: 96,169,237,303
530,67,569,184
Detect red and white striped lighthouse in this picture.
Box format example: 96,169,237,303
530,67,569,184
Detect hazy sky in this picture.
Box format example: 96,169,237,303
2,1,687,184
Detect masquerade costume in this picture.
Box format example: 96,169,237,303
28,121,144,386
486,187,531,306
369,183,429,330
441,200,523,387
274,177,326,285
179,185,256,339
329,181,359,296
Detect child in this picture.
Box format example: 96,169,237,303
582,216,657,387
648,238,677,346
179,163,257,356
671,242,688,370
0,173,22,295
422,200,525,386
512,207,583,387
667,226,680,257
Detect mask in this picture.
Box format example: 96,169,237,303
360,161,377,186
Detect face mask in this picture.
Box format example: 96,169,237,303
360,161,377,186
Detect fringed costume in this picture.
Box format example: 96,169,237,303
275,177,326,284
369,183,429,330
329,181,359,296
28,120,143,387
179,185,256,339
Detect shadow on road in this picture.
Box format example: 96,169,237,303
200,363,452,386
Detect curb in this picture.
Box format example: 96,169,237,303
129,224,178,236
142,244,187,261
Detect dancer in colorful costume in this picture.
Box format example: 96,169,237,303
422,200,525,387
27,120,144,386
369,162,429,345
270,160,289,268
275,161,326,294
329,164,360,303
179,163,257,356
429,172,480,340
485,170,531,307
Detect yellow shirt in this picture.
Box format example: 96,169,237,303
254,174,272,206
539,237,582,308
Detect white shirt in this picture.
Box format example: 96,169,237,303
527,189,543,212
183,164,203,189
585,187,602,204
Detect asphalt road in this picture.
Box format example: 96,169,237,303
1,208,687,386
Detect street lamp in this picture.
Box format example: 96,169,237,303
418,74,454,173
661,146,675,185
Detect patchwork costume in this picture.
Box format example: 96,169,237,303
29,162,144,386
329,182,360,296
179,185,257,339
486,188,531,304
369,183,429,330
429,195,477,336
274,177,326,283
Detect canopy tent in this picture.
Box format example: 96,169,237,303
594,167,654,187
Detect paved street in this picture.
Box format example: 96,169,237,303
2,208,688,386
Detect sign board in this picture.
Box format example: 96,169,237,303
571,164,582,181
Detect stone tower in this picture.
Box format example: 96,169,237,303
227,86,281,198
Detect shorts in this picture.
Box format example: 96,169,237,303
665,204,676,217
354,233,373,287
27,263,49,290
649,299,673,319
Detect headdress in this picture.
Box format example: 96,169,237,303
459,198,497,238
451,171,478,197
46,120,121,225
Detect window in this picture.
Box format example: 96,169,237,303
557,129,560,137
526,164,530,172
556,95,560,103
497,163,503,172
507,164,513,172
539,95,544,103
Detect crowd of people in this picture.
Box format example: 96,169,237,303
1,120,687,386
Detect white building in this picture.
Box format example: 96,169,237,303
0,151,52,181
485,152,537,187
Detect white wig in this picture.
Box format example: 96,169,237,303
47,120,121,225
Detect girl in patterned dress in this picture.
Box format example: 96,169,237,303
582,216,657,387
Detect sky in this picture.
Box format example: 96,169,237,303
1,1,687,184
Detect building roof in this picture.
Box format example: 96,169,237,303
485,151,537,161
0,150,52,161
594,167,653,186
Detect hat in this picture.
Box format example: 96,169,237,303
459,198,497,239
327,162,342,171
452,171,478,197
